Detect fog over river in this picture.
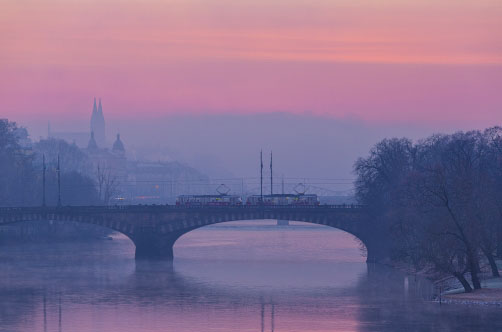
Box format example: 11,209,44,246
0,221,500,332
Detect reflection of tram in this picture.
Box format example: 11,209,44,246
176,194,242,206
246,194,320,206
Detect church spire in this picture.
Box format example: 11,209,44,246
90,97,106,147
98,98,103,115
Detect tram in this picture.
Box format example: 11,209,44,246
176,194,242,206
246,194,320,206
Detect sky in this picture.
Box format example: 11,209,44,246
1,0,501,180
1,0,501,125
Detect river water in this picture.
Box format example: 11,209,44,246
0,220,501,332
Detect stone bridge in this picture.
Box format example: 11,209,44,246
0,206,389,262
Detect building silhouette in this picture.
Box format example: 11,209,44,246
47,98,210,204
90,98,106,147
49,97,107,148
112,133,125,155
87,131,98,150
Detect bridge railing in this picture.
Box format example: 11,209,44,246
0,204,365,213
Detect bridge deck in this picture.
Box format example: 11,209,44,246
0,204,364,213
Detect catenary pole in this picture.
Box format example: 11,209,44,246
42,154,46,207
260,150,263,203
270,151,273,195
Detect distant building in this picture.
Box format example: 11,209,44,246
87,131,99,150
112,133,125,155
49,97,106,148
86,130,128,196
47,98,210,204
90,98,106,147
124,160,209,204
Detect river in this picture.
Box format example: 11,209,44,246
0,220,501,332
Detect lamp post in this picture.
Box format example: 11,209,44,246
57,154,61,207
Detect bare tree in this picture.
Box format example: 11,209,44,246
409,133,485,290
479,127,502,275
96,163,120,205
0,119,37,206
354,131,502,292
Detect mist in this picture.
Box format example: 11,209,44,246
23,112,451,183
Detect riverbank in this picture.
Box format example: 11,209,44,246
443,288,502,305
390,259,502,306
441,277,502,306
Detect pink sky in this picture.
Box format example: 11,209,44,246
1,0,501,127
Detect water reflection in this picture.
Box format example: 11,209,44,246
0,222,501,331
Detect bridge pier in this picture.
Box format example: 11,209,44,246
277,219,289,226
131,233,177,260
360,230,392,264
366,246,385,264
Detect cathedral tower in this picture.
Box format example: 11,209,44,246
90,97,106,147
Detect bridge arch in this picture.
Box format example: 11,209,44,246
0,210,138,251
131,210,374,262
173,219,368,261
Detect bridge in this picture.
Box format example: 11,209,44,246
0,205,389,263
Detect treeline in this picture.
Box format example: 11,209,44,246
0,119,99,207
355,128,502,292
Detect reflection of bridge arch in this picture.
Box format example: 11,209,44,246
0,206,388,262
